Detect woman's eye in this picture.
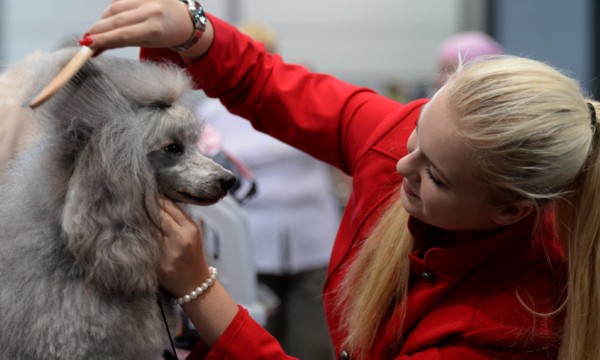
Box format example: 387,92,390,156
164,143,183,154
425,166,444,187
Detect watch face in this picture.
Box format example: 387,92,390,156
192,3,207,31
172,0,206,50
194,13,207,28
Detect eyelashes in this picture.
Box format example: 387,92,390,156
414,122,446,188
425,166,444,187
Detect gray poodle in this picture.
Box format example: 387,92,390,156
0,48,235,359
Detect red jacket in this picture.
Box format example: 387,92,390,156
142,14,565,360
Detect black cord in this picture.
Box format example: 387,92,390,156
156,294,179,360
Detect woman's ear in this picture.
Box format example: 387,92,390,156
492,200,535,227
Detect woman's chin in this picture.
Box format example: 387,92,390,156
400,191,420,216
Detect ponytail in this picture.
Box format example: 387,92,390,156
556,101,600,360
337,199,413,360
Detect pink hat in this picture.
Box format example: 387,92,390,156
439,31,504,65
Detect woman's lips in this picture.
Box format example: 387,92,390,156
402,180,420,199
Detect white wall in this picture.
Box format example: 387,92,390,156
235,0,462,92
1,0,463,94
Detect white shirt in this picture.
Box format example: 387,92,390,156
197,98,340,274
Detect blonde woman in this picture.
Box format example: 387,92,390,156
87,1,599,359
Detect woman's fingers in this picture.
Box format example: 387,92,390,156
158,198,209,296
101,0,141,20
87,0,192,51
88,15,162,49
161,198,194,227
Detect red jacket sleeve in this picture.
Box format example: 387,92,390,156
186,306,297,360
141,14,407,176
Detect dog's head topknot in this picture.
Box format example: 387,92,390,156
25,48,195,154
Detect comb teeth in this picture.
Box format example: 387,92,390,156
29,46,95,109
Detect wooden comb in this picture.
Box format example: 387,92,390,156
29,46,94,109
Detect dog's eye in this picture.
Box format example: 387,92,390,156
164,143,183,154
151,102,172,110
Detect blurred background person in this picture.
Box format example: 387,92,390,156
195,22,340,360
435,31,504,89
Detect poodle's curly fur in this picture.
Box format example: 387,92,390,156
0,48,235,359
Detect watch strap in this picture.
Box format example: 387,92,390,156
172,0,208,51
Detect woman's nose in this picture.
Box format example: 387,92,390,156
396,153,419,181
397,129,420,179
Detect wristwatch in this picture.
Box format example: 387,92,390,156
172,0,208,51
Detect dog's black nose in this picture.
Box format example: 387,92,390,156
220,175,237,191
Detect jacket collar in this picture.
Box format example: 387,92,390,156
407,212,558,274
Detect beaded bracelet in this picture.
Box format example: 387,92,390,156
170,266,218,306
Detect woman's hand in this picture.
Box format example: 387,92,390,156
85,0,214,59
159,198,240,347
159,198,211,298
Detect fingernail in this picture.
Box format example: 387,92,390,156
79,35,93,47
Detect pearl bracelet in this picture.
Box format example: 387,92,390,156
170,266,218,306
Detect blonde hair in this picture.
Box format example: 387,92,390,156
338,55,600,359
448,57,600,359
338,199,412,360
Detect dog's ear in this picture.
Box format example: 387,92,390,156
58,57,163,295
